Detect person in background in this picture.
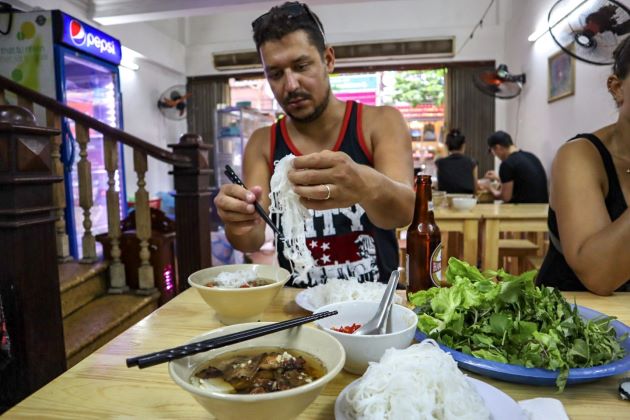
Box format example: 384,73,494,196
537,36,630,295
435,129,477,194
213,2,414,287
483,131,548,203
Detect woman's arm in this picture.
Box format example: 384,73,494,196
552,138,630,295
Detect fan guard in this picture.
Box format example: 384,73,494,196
473,65,526,99
548,0,630,65
157,85,190,121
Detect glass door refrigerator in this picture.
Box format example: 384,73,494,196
56,46,126,258
0,10,127,259
53,11,127,259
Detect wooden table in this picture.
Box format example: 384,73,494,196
398,208,482,281
434,206,483,266
476,203,548,270
6,288,630,419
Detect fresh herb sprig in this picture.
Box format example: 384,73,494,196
409,258,627,391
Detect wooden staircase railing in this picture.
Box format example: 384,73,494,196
0,74,213,408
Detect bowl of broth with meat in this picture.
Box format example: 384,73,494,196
168,322,345,420
188,264,291,325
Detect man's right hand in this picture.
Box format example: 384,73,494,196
214,184,263,236
484,170,500,182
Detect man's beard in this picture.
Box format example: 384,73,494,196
283,86,331,124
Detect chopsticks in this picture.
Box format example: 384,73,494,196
224,165,284,241
126,310,337,369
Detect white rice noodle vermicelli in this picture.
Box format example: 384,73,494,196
269,154,315,283
211,270,257,288
345,340,490,420
308,278,402,309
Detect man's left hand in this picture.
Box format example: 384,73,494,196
288,150,368,210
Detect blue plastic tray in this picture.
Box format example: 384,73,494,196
414,305,630,386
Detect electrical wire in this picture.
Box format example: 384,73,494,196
0,1,14,36
456,0,496,56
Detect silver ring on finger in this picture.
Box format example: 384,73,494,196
323,184,331,200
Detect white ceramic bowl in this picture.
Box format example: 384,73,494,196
451,196,477,211
169,322,345,420
314,300,417,374
188,264,291,325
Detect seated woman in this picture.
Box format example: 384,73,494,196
537,37,630,295
435,129,478,194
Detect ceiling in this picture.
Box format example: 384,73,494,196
90,0,388,25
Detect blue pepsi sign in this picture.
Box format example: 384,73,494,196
55,12,121,65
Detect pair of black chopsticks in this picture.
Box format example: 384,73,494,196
126,311,337,369
224,165,284,241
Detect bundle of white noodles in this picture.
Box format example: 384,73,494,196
308,278,402,309
211,270,257,288
269,154,315,283
345,340,490,420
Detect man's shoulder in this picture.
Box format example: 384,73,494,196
245,125,274,155
360,103,404,121
517,150,545,167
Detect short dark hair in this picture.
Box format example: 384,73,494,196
613,35,630,80
445,129,465,151
252,2,326,55
487,130,513,148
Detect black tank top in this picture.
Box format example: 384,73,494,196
537,133,629,291
270,101,398,287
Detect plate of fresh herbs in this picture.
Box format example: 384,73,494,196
409,258,630,390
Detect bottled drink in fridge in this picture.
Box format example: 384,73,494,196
406,175,442,298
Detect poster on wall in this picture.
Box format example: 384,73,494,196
0,11,56,98
548,45,575,103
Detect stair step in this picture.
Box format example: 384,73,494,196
63,292,159,367
58,261,109,318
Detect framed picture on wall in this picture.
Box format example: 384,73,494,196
548,45,575,103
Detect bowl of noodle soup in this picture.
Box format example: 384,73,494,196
188,264,291,325
169,321,345,420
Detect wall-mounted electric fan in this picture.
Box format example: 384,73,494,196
157,85,190,120
549,0,630,65
473,64,526,99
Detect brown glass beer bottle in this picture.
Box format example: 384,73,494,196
406,175,442,298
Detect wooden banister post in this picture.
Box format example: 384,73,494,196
104,136,127,293
169,134,212,291
46,110,71,262
133,149,156,294
76,123,97,262
0,105,66,407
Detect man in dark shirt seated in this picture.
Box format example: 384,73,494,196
435,129,477,194
483,130,548,203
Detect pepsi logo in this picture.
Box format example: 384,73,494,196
69,19,86,47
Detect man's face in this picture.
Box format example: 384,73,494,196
259,30,334,123
489,145,509,161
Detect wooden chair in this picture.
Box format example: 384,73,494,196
498,238,539,274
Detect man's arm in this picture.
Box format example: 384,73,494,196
290,106,414,229
486,167,514,202
214,128,271,252
487,180,513,202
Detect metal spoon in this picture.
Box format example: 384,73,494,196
353,268,402,336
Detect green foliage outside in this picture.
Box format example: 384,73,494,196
392,69,446,106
